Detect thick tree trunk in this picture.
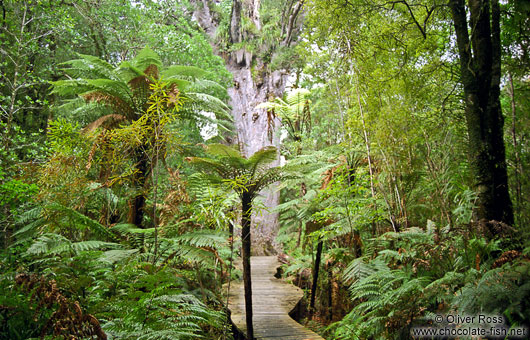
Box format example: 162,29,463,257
448,0,514,228
193,0,294,254
228,64,286,254
241,191,254,340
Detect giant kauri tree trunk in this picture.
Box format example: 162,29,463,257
449,0,514,229
192,0,304,253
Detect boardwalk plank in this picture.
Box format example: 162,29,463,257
227,256,325,340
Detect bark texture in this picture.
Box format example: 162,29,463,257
448,0,514,227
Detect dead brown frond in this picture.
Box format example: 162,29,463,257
86,130,108,171
143,64,159,79
128,75,153,110
82,114,127,134
492,250,527,269
82,92,133,118
320,168,335,190
167,83,180,107
15,273,107,340
159,167,190,226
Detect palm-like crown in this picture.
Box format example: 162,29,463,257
188,143,281,199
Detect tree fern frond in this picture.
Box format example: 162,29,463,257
83,79,134,106
185,92,229,113
100,249,140,263
162,65,208,79
50,79,93,96
13,206,45,240
63,54,119,81
83,114,127,133
71,240,120,253
25,233,118,256
247,146,278,174
205,143,241,158
131,46,162,72
175,229,228,248
189,78,227,95
343,257,378,284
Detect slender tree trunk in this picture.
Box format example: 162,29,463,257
449,0,514,228
309,239,323,317
327,264,333,321
354,76,377,236
507,73,521,222
241,191,254,339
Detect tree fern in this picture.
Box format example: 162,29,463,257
343,257,380,284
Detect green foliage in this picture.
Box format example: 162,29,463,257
258,88,311,141
14,203,117,243
326,225,528,339
3,204,231,339
47,118,85,155
2,0,529,339
454,260,530,325
0,275,53,339
188,143,281,198
0,179,38,212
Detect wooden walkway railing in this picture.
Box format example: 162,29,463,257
227,256,325,340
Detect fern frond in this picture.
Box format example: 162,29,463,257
175,229,228,248
46,203,117,241
100,249,140,264
343,257,378,284
131,46,162,71
62,54,119,81
26,233,119,256
162,65,208,79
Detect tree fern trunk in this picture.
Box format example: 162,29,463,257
128,147,149,228
241,191,254,339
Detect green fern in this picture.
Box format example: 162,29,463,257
26,233,119,257
175,229,228,248
453,260,530,324
102,289,225,340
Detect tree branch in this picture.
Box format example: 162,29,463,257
283,0,304,46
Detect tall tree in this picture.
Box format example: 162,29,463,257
448,0,514,226
192,0,305,253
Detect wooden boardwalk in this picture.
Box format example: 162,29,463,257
227,256,325,340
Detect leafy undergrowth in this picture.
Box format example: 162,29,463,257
280,223,530,340
0,203,235,340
